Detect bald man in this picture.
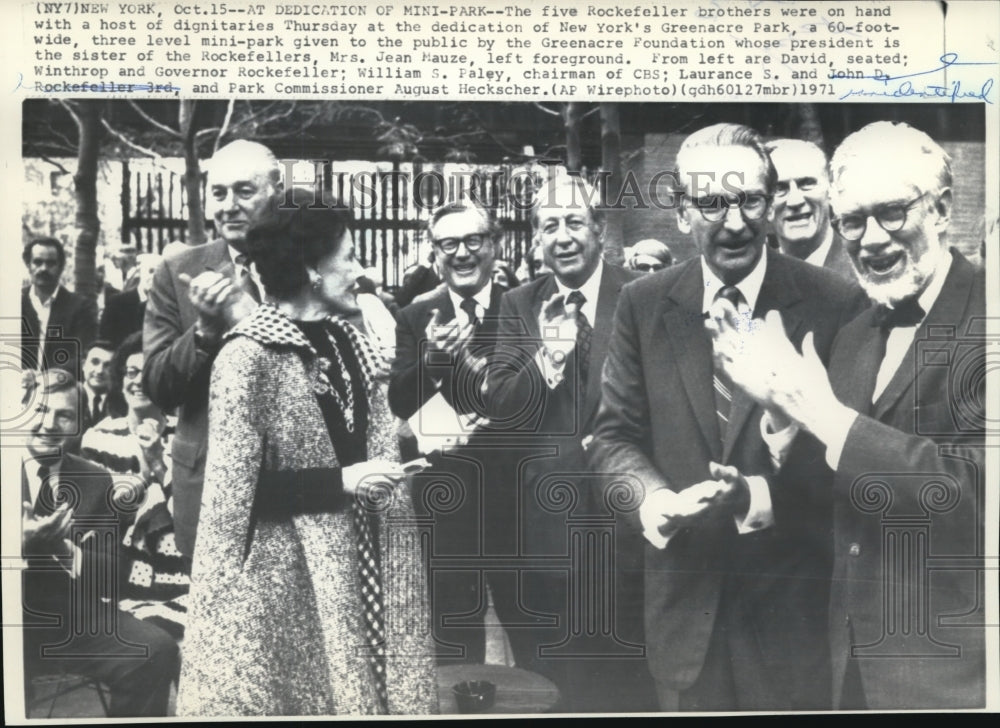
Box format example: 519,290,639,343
143,140,283,556
766,139,855,281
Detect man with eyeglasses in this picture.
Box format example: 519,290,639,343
388,200,507,668
708,121,985,710
765,139,856,281
589,123,866,711
626,238,674,274
486,175,654,712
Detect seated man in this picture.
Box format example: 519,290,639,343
20,369,179,717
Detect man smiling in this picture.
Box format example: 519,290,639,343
766,139,855,281
143,139,283,557
708,121,985,709
589,124,865,711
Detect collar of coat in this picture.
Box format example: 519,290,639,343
224,303,382,392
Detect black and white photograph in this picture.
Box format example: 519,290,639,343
7,96,991,717
2,0,997,721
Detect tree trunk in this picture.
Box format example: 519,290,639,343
599,103,624,265
72,100,102,300
564,102,583,172
179,100,207,245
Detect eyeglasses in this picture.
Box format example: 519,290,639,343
434,234,488,255
683,193,771,222
123,367,142,380
832,193,930,241
632,262,666,272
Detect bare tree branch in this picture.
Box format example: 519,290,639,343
36,153,72,175
127,100,183,138
57,99,81,128
533,102,561,117
581,106,600,120
101,118,162,158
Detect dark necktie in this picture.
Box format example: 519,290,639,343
460,297,480,328
352,501,388,713
92,393,103,423
865,297,926,404
713,285,744,444
234,254,262,304
871,298,925,330
566,290,593,389
32,461,55,516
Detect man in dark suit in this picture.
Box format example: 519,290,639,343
588,124,867,711
766,138,856,281
21,237,97,379
710,121,985,710
79,340,114,433
389,201,505,665
20,369,179,717
101,253,161,350
485,176,656,712
143,140,281,557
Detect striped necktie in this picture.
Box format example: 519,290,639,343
234,254,262,304
713,286,743,444
566,290,593,389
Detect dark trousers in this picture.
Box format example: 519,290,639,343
24,609,179,717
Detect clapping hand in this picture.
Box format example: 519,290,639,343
424,308,475,364
22,500,73,554
135,418,167,484
180,270,256,341
538,292,579,365
706,300,838,434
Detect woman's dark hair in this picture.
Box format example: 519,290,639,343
108,330,145,416
244,187,355,300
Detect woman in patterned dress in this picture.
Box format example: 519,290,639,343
176,194,437,716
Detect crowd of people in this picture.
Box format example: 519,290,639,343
17,119,985,716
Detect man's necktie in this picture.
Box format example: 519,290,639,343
871,298,925,330
460,297,480,328
352,500,388,713
567,290,593,390
234,254,262,304
713,285,743,444
92,393,103,423
33,462,54,516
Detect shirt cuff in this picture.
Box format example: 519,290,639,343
760,411,800,469
734,475,774,534
534,349,566,389
815,405,860,470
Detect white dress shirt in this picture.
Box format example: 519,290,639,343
804,228,836,268
447,281,494,327
643,253,776,549
228,244,265,298
28,284,61,364
822,250,953,470
536,260,604,388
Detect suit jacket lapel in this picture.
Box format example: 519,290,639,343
582,265,627,425
664,262,720,458
871,251,975,420
202,239,236,278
